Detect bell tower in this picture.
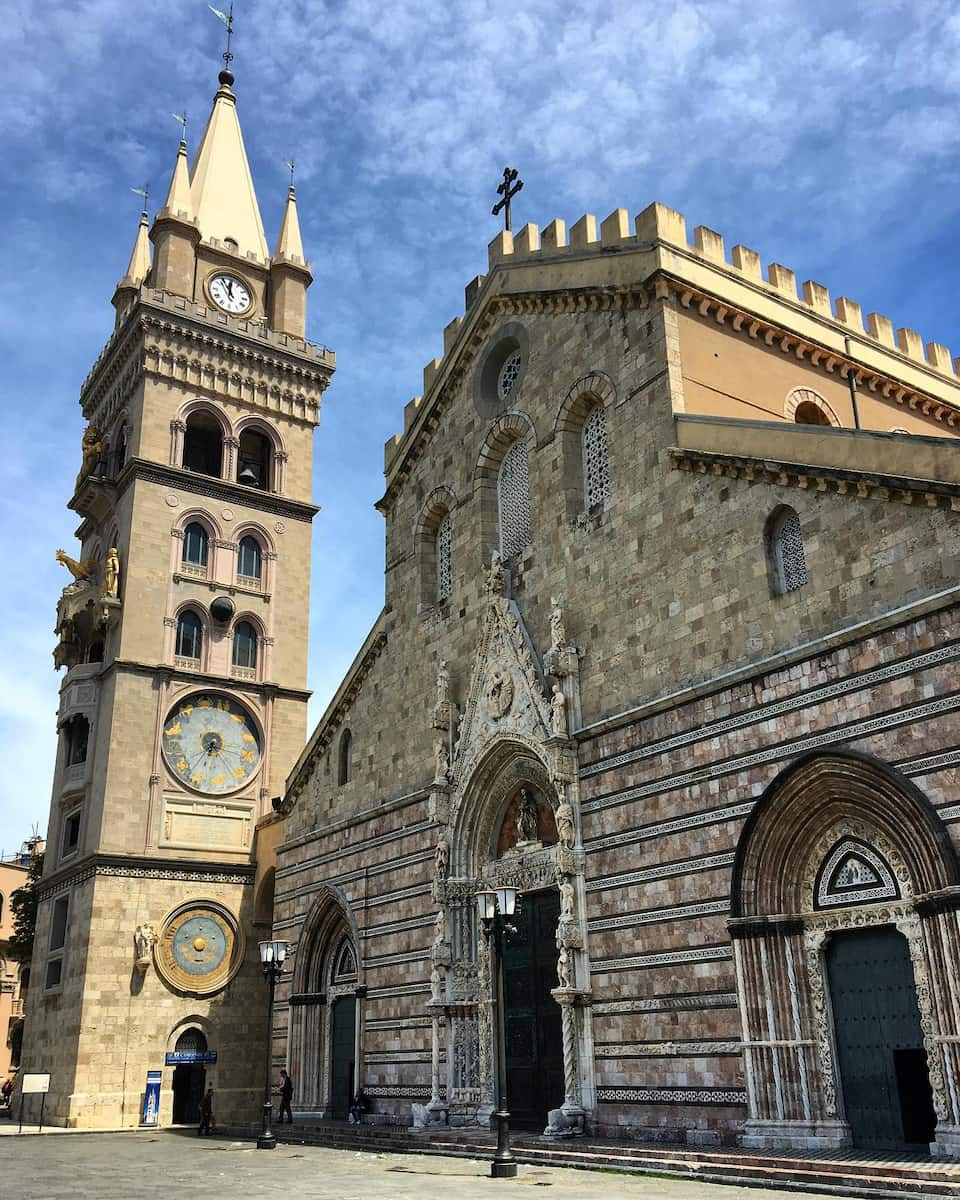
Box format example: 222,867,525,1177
24,61,333,1128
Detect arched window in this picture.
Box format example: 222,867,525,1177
338,728,353,786
581,404,610,510
767,506,808,595
64,715,89,766
232,620,258,672
175,611,203,661
182,412,223,478
435,512,452,602
332,939,357,982
237,429,271,490
498,438,532,561
182,523,209,572
794,400,831,426
237,535,262,584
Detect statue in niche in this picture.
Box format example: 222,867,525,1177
551,684,568,737
435,837,449,880
434,737,449,782
134,923,157,968
555,800,575,849
101,546,120,599
557,945,572,990
76,423,103,490
559,878,576,922
549,596,566,652
515,787,539,844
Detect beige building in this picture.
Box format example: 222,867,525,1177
273,203,960,1157
1,847,34,1085
19,60,332,1127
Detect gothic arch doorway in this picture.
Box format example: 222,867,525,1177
287,887,362,1119
825,927,935,1148
171,1027,207,1125
730,752,960,1155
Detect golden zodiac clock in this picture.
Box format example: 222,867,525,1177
155,901,243,996
162,693,262,794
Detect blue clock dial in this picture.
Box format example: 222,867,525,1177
162,694,261,794
171,915,229,976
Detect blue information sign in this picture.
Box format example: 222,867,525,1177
164,1050,218,1065
142,1071,162,1126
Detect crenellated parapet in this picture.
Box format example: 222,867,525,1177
380,200,960,499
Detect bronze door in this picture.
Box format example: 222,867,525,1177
501,890,564,1129
330,996,355,1120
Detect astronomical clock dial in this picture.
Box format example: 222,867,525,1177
162,694,261,795
155,903,241,996
208,272,252,314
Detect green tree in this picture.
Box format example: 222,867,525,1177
8,852,44,963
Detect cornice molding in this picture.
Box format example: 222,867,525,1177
670,445,960,509
38,852,256,900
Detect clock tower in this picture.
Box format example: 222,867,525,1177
23,62,333,1128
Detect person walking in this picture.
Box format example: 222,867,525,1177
278,1069,293,1124
198,1085,214,1136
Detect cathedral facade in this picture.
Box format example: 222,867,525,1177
21,65,331,1127
275,206,960,1155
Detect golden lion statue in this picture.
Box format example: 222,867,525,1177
75,424,103,490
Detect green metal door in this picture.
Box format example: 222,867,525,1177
329,996,355,1120
826,927,936,1149
501,890,564,1130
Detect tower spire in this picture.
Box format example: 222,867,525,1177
112,207,152,318
161,137,193,221
274,184,305,262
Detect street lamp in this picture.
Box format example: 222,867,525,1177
476,885,518,1179
257,939,288,1150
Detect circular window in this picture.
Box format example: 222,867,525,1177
474,323,530,419
497,351,523,400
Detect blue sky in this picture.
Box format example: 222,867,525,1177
1,0,958,857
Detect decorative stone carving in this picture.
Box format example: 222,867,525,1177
557,945,572,989
433,908,447,948
486,670,514,720
134,922,158,970
551,685,568,737
486,550,506,597
433,659,453,731
559,878,575,923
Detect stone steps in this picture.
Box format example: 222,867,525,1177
217,1122,960,1199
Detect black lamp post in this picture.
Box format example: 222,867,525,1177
257,939,288,1150
476,886,518,1180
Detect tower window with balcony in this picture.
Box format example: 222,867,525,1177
182,412,223,478
182,523,209,576
237,535,262,584
237,429,271,490
232,620,258,676
175,611,203,663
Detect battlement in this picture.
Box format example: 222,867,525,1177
486,202,958,381
382,200,959,480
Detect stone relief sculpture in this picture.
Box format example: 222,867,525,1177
486,549,506,597
434,737,449,782
557,945,572,989
101,546,120,599
555,800,575,849
516,787,539,844
435,837,449,880
134,922,157,969
75,423,103,490
551,684,568,737
436,659,449,709
559,878,575,922
487,670,514,719
433,907,447,947
549,596,566,652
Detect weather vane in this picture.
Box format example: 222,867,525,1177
492,166,523,234
130,184,149,214
284,158,296,187
172,112,188,143
208,3,235,70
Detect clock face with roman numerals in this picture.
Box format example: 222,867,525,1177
208,273,252,314
162,694,261,794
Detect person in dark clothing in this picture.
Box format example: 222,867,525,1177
278,1069,293,1124
348,1088,367,1125
198,1085,214,1136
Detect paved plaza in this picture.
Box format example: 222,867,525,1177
0,1130,839,1200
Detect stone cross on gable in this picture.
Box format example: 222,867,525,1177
492,166,523,233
